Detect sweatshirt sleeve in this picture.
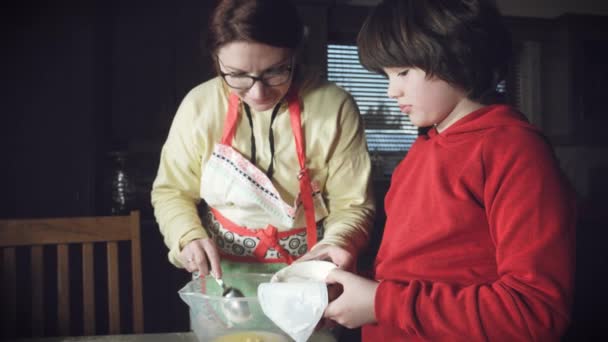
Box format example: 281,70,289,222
374,128,576,341
151,92,209,267
315,92,376,257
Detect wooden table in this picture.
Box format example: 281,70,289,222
14,332,197,342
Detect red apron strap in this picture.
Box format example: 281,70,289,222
287,90,318,250
220,93,241,145
210,207,258,236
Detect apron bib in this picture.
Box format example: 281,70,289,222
200,89,327,266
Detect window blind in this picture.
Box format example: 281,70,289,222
327,44,416,177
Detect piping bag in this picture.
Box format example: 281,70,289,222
258,261,337,342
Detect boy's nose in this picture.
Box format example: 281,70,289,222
387,80,401,99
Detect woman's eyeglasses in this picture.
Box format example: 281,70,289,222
218,58,294,90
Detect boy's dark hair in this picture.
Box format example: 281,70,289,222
209,0,304,55
357,0,512,103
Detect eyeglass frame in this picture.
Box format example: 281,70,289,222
217,56,295,90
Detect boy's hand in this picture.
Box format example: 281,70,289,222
324,269,379,328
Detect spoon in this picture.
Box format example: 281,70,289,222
213,276,252,323
193,271,252,323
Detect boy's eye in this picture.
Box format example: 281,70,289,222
398,69,409,77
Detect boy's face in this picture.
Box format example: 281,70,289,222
384,67,474,131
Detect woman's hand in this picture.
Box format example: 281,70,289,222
179,238,222,278
297,244,355,270
324,268,379,329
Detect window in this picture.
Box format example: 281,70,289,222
327,44,417,178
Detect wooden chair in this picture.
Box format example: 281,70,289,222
0,211,144,339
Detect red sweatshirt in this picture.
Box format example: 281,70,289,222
362,105,576,341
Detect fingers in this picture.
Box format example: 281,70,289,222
324,297,354,328
325,268,348,285
296,249,326,263
185,260,198,273
180,238,222,277
202,239,222,278
309,245,353,269
330,249,354,270
179,249,198,273
298,244,354,271
192,249,209,276
324,296,342,320
324,269,347,320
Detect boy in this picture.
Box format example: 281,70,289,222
323,0,576,341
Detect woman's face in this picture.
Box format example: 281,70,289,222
217,41,294,112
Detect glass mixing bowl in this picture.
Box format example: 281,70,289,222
179,272,291,342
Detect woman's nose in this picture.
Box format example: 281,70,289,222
247,80,267,99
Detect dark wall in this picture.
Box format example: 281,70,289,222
2,1,107,218
1,0,213,335
2,0,215,217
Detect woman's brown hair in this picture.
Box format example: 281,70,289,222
209,0,304,55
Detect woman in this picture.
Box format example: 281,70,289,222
151,0,375,286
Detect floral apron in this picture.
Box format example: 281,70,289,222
199,89,329,281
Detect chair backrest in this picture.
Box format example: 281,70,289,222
0,211,144,339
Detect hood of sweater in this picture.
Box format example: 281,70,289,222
424,105,541,145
